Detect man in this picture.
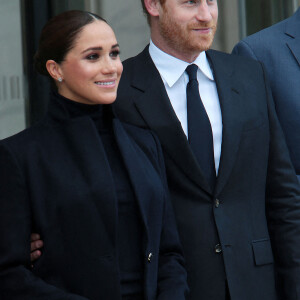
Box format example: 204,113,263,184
232,7,300,181
114,0,300,299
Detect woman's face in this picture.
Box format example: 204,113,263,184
56,20,123,105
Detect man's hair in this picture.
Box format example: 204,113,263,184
141,0,166,25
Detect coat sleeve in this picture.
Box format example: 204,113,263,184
0,143,89,300
150,133,189,300
261,63,300,300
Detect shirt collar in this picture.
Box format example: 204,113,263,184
149,40,214,87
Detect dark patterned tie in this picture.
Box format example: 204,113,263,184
186,64,215,189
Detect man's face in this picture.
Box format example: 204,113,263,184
156,0,218,61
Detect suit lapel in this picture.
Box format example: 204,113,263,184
130,47,213,195
286,8,300,67
206,50,244,197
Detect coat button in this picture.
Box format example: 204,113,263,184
215,199,220,208
147,252,153,263
215,244,222,254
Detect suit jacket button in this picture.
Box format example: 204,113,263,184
215,244,222,254
148,252,153,262
215,199,220,208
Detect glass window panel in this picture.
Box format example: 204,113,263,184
51,0,85,14
241,0,299,37
0,0,26,139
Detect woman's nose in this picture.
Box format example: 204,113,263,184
102,57,117,74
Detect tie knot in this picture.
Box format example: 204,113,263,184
186,64,198,81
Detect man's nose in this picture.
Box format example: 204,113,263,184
195,2,213,23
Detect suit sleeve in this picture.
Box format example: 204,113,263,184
262,63,300,300
150,133,189,300
0,143,89,300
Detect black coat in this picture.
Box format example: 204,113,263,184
114,46,300,300
0,94,188,300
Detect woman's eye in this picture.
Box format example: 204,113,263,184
86,53,99,60
110,50,120,58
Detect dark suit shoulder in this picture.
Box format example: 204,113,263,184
208,49,264,76
122,45,149,67
122,54,137,68
236,28,283,55
121,46,152,81
208,48,259,63
114,47,153,128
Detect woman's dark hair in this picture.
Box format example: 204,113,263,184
34,10,107,77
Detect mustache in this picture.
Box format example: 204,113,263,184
188,22,217,30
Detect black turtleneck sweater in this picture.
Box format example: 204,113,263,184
54,92,144,300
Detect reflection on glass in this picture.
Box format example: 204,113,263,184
242,0,298,36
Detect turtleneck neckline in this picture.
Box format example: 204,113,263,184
52,91,113,130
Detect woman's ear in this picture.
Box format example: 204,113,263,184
46,60,63,83
144,0,161,17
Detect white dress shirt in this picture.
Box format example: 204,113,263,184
149,40,222,174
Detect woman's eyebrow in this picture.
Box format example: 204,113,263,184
81,46,102,54
81,44,119,54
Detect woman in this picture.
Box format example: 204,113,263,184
0,10,188,300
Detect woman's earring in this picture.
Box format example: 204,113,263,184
58,77,63,82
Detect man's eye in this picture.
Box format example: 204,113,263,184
185,0,196,5
86,54,99,60
110,50,120,58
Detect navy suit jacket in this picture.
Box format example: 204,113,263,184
0,94,188,300
114,46,300,300
233,7,300,181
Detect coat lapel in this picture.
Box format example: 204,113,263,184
285,8,300,67
57,117,118,248
206,50,244,197
129,47,213,195
112,118,161,241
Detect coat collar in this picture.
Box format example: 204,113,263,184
46,91,156,242
285,7,300,67
129,46,244,197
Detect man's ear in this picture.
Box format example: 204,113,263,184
144,0,161,17
46,60,63,82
